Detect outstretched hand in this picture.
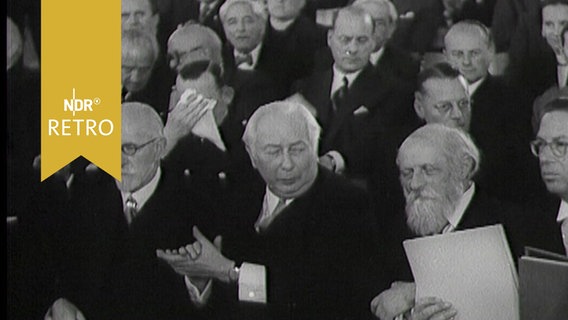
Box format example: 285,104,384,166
156,226,234,283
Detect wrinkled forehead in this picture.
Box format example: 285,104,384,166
333,11,374,35
255,112,310,145
398,138,444,168
538,110,568,137
122,0,153,14
422,78,466,100
542,4,568,22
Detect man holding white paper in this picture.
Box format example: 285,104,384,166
158,101,380,320
371,124,519,320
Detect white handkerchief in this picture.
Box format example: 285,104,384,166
353,105,369,115
178,89,227,152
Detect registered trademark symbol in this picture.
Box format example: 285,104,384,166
93,97,101,105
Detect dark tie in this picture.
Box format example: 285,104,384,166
255,198,287,233
124,195,138,225
332,76,349,112
235,53,253,67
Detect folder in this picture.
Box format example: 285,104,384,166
403,224,519,320
519,247,568,320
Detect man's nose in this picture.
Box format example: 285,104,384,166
409,171,426,190
280,151,295,171
462,53,472,65
449,103,464,120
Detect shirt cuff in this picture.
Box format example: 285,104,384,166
184,276,213,307
326,150,346,173
237,262,267,303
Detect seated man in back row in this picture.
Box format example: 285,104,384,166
158,100,382,320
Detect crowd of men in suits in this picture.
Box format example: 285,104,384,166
7,0,568,319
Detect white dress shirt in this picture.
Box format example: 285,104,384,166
557,200,568,255
234,44,262,70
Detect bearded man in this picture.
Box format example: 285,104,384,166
369,123,521,320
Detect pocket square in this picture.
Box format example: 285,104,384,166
353,106,370,115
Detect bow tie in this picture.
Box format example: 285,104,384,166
235,53,253,67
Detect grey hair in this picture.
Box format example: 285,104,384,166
397,123,481,179
219,0,268,23
352,0,399,24
242,100,321,152
122,28,160,65
444,20,495,51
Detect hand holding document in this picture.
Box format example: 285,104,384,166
403,224,519,320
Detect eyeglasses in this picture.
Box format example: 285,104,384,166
122,138,159,156
432,98,471,114
530,138,568,158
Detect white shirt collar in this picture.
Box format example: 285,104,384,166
557,200,568,223
331,64,363,97
264,186,293,214
557,65,568,88
443,183,476,233
370,47,385,66
270,17,295,31
459,75,485,96
234,43,262,70
119,167,161,211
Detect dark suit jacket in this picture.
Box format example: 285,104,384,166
262,15,328,90
505,6,559,104
53,168,218,320
468,76,540,204
158,0,226,46
162,106,260,208
380,186,521,283
218,167,382,320
507,192,566,256
294,64,417,179
224,66,289,122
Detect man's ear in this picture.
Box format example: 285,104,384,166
156,137,168,159
414,93,425,120
327,29,334,47
459,155,476,180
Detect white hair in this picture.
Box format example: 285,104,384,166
219,0,268,23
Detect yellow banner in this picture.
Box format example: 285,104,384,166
41,0,121,181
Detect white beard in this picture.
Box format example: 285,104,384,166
405,177,463,236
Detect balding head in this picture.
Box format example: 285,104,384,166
167,23,223,72
397,124,480,236
352,0,398,50
119,102,166,192
243,101,320,198
444,20,494,83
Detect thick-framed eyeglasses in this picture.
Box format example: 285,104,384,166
432,98,471,114
122,138,159,156
530,138,568,158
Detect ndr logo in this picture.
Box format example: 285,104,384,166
64,88,101,116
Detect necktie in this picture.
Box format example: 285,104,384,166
235,53,253,67
255,198,287,233
332,76,349,112
561,218,568,256
124,195,138,225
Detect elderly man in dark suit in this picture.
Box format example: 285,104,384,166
370,123,520,320
43,102,216,320
158,100,381,320
314,0,421,87
294,5,416,188
220,0,297,94
443,19,537,204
